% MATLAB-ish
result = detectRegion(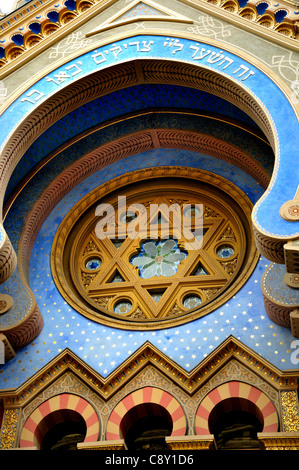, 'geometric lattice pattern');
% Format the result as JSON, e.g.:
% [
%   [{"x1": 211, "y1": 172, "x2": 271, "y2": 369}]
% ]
[
  {"x1": 106, "y1": 387, "x2": 187, "y2": 440},
  {"x1": 195, "y1": 381, "x2": 279, "y2": 435}
]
